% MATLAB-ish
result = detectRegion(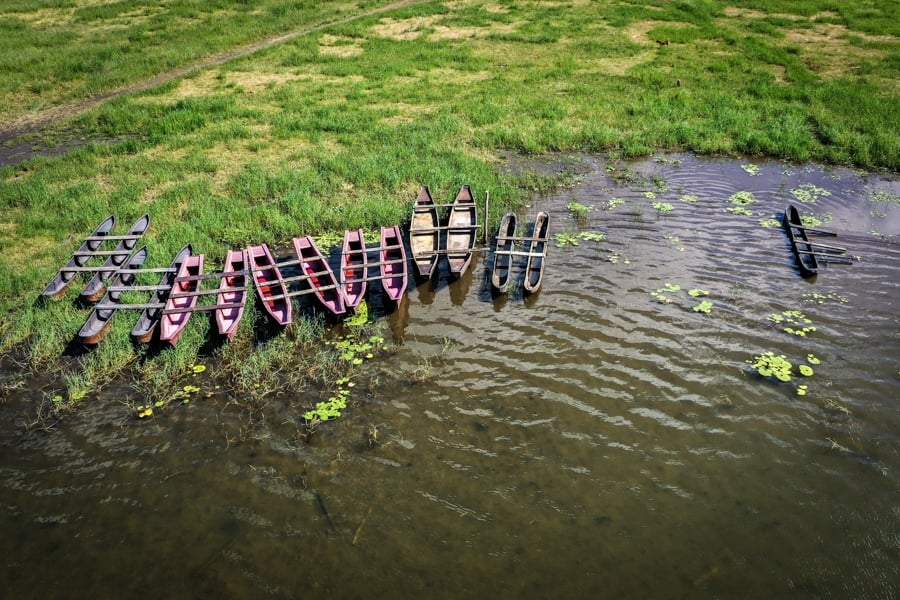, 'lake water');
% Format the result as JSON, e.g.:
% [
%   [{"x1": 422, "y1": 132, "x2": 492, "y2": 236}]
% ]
[{"x1": 1, "y1": 154, "x2": 898, "y2": 598}]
